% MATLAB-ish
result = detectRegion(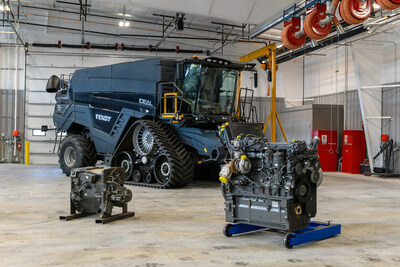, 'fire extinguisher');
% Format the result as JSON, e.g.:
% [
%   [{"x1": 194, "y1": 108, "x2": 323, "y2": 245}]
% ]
[{"x1": 12, "y1": 130, "x2": 21, "y2": 156}]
